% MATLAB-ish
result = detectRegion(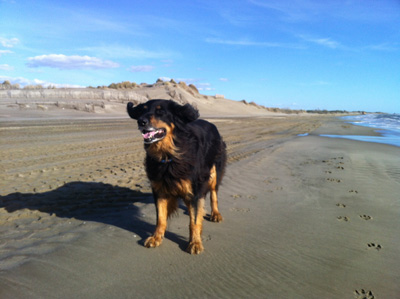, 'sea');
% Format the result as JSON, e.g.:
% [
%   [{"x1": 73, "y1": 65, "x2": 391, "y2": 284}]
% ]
[{"x1": 322, "y1": 114, "x2": 400, "y2": 147}]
